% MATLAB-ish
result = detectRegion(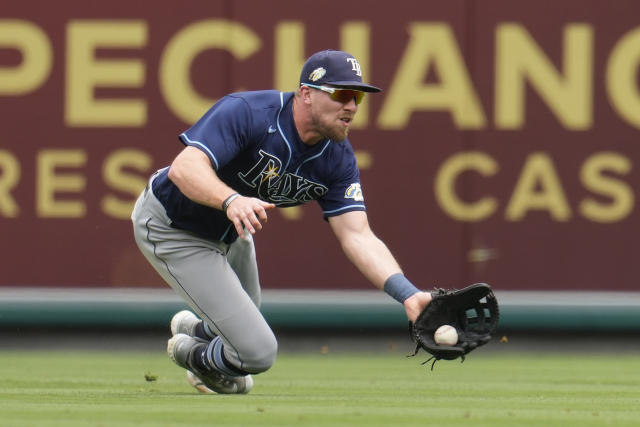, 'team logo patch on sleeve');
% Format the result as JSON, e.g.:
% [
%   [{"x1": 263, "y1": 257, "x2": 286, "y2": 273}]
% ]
[{"x1": 345, "y1": 183, "x2": 364, "y2": 201}]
